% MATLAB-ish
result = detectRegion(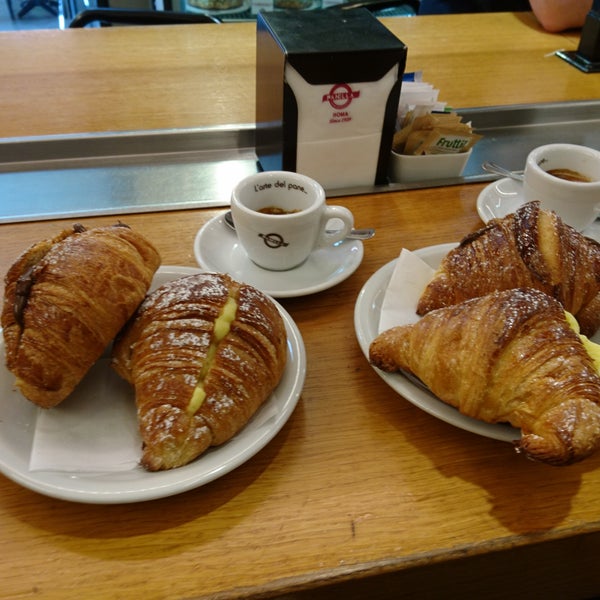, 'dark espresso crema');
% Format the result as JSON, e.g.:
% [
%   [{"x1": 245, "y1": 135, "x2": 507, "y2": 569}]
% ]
[
  {"x1": 547, "y1": 168, "x2": 593, "y2": 183},
  {"x1": 257, "y1": 206, "x2": 301, "y2": 215}
]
